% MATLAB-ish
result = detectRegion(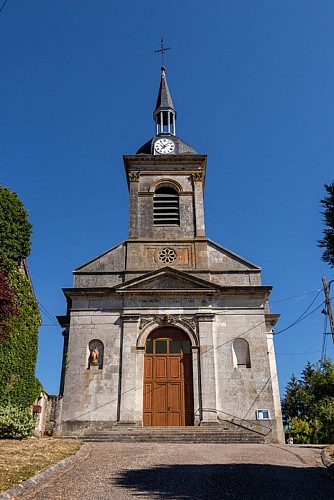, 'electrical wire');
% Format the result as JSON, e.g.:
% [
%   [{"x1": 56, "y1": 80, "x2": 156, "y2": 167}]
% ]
[
  {"x1": 274, "y1": 289, "x2": 323, "y2": 336},
  {"x1": 275, "y1": 302, "x2": 324, "y2": 335},
  {"x1": 38, "y1": 302, "x2": 58, "y2": 326},
  {"x1": 203, "y1": 298, "x2": 322, "y2": 356},
  {"x1": 270, "y1": 288, "x2": 322, "y2": 304},
  {"x1": 277, "y1": 347, "x2": 334, "y2": 356},
  {"x1": 0, "y1": 0, "x2": 9, "y2": 14}
]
